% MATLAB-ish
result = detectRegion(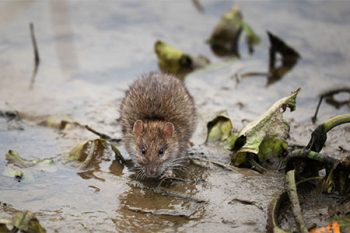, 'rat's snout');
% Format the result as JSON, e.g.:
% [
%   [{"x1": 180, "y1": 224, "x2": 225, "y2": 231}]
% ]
[{"x1": 145, "y1": 166, "x2": 159, "y2": 177}]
